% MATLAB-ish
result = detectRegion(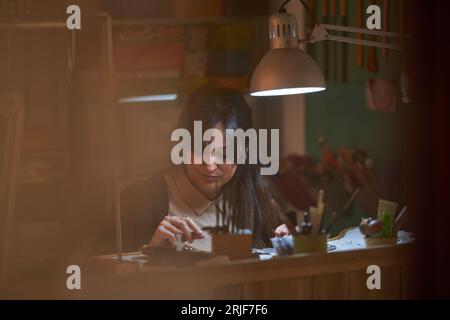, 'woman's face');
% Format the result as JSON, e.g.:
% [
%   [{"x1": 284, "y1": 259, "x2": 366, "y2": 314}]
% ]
[{"x1": 184, "y1": 122, "x2": 237, "y2": 200}]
